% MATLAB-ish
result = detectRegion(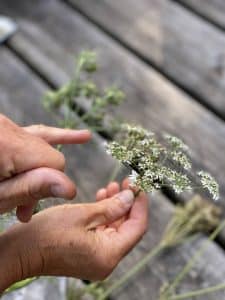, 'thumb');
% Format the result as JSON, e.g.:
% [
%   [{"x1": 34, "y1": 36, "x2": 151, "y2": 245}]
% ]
[
  {"x1": 0, "y1": 167, "x2": 76, "y2": 222},
  {"x1": 87, "y1": 190, "x2": 134, "y2": 229}
]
